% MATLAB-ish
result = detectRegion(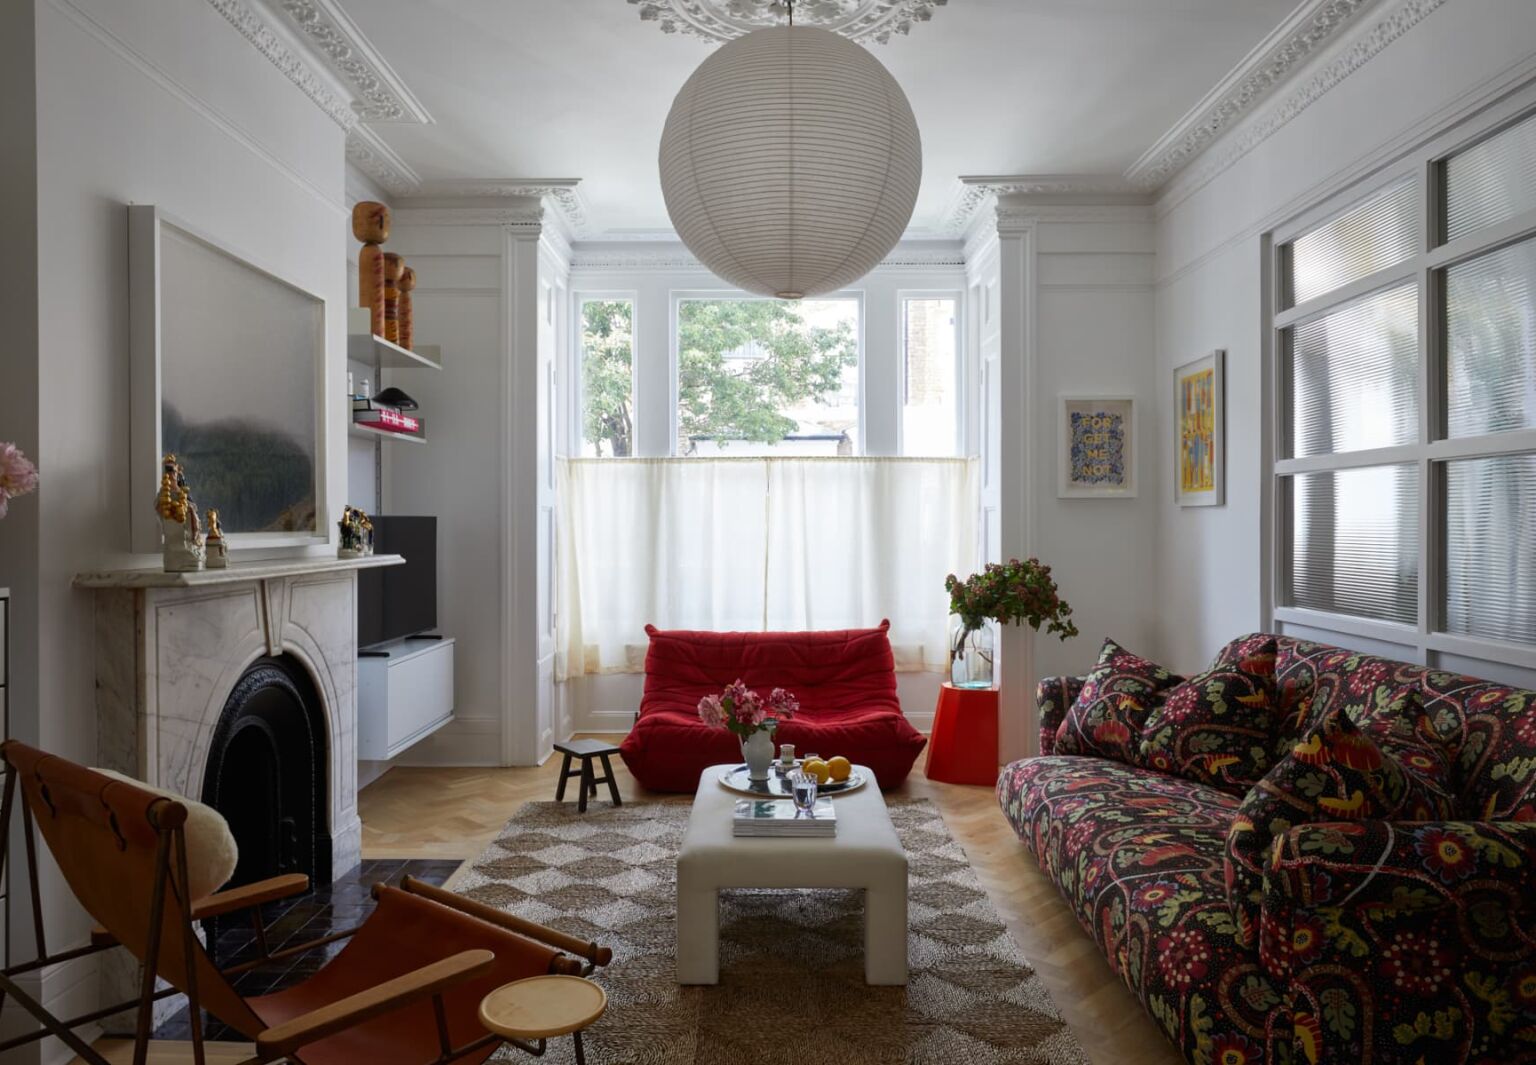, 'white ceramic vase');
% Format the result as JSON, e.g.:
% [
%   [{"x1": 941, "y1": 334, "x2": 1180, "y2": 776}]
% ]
[{"x1": 740, "y1": 729, "x2": 775, "y2": 781}]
